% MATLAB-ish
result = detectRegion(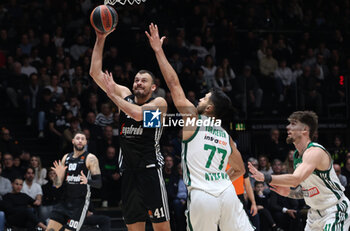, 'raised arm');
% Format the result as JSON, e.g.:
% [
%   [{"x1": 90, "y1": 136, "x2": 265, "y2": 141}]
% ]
[
  {"x1": 226, "y1": 137, "x2": 245, "y2": 182},
  {"x1": 145, "y1": 23, "x2": 197, "y2": 117},
  {"x1": 89, "y1": 30, "x2": 131, "y2": 98}
]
